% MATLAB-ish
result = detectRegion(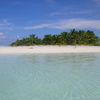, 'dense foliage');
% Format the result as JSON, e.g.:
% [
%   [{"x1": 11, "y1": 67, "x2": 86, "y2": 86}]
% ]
[{"x1": 11, "y1": 29, "x2": 100, "y2": 46}]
